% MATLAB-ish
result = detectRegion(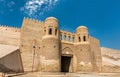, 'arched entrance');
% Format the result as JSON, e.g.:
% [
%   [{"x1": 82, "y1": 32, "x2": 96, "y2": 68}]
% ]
[
  {"x1": 61, "y1": 54, "x2": 73, "y2": 72},
  {"x1": 61, "y1": 47, "x2": 73, "y2": 72}
]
